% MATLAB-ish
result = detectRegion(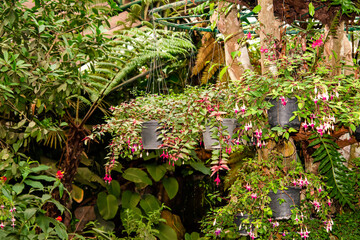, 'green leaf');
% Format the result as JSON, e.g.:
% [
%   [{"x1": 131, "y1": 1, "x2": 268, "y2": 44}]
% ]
[
  {"x1": 123, "y1": 168, "x2": 152, "y2": 185},
  {"x1": 97, "y1": 192, "x2": 119, "y2": 220},
  {"x1": 24, "y1": 208, "x2": 37, "y2": 220},
  {"x1": 350, "y1": 124, "x2": 356, "y2": 132},
  {"x1": 162, "y1": 177, "x2": 178, "y2": 200},
  {"x1": 146, "y1": 164, "x2": 166, "y2": 182},
  {"x1": 121, "y1": 190, "x2": 140, "y2": 209},
  {"x1": 13, "y1": 183, "x2": 25, "y2": 194},
  {"x1": 155, "y1": 223, "x2": 177, "y2": 240},
  {"x1": 108, "y1": 180, "x2": 121, "y2": 198},
  {"x1": 30, "y1": 165, "x2": 50, "y2": 173},
  {"x1": 252, "y1": 5, "x2": 262, "y2": 13},
  {"x1": 190, "y1": 162, "x2": 210, "y2": 175},
  {"x1": 309, "y1": 2, "x2": 315, "y2": 16},
  {"x1": 139, "y1": 194, "x2": 160, "y2": 215},
  {"x1": 24, "y1": 179, "x2": 44, "y2": 189}
]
